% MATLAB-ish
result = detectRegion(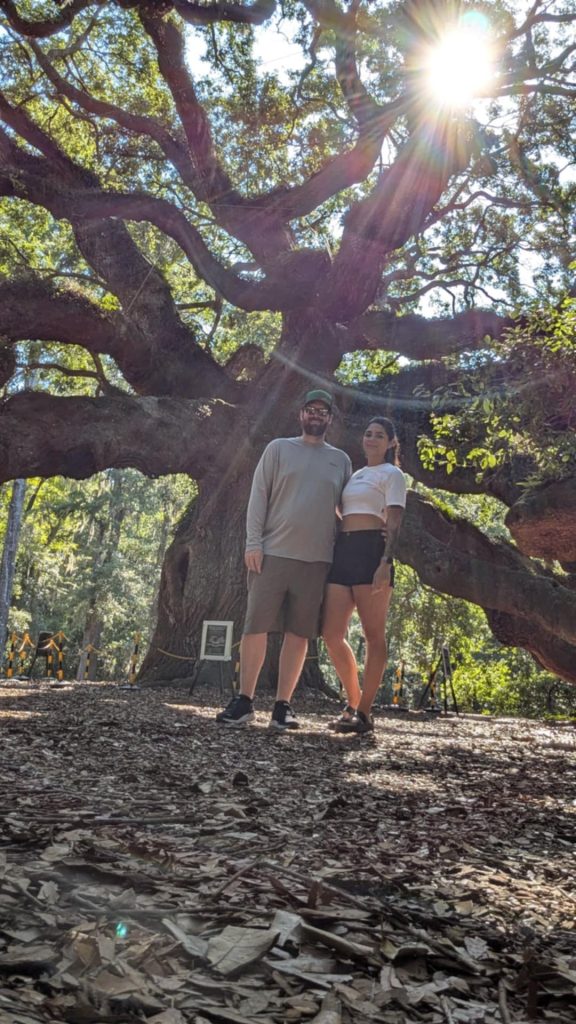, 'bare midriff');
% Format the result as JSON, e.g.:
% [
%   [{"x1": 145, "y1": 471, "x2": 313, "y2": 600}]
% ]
[{"x1": 340, "y1": 513, "x2": 384, "y2": 532}]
